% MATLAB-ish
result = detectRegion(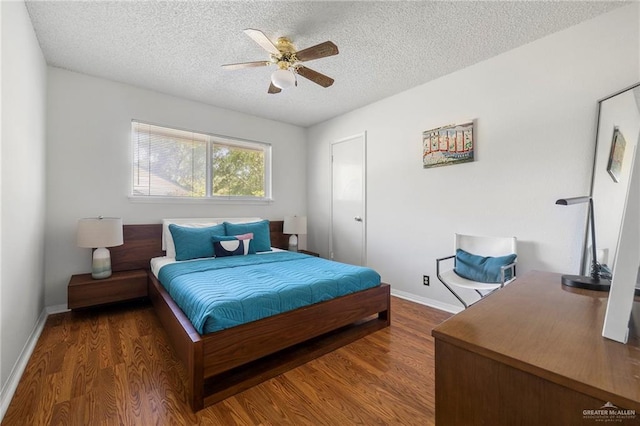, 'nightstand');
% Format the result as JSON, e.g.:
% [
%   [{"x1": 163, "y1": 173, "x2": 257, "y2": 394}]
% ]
[
  {"x1": 68, "y1": 269, "x2": 148, "y2": 309},
  {"x1": 298, "y1": 249, "x2": 320, "y2": 257}
]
